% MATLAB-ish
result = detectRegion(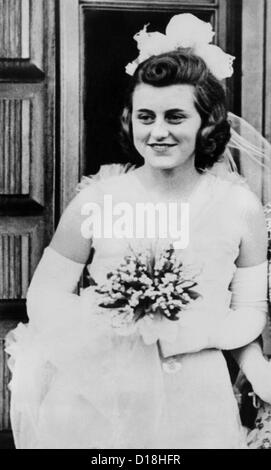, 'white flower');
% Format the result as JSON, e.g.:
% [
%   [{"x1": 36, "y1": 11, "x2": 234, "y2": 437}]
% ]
[
  {"x1": 163, "y1": 273, "x2": 177, "y2": 283},
  {"x1": 139, "y1": 274, "x2": 152, "y2": 285},
  {"x1": 145, "y1": 287, "x2": 158, "y2": 298},
  {"x1": 125, "y1": 13, "x2": 235, "y2": 80},
  {"x1": 120, "y1": 273, "x2": 133, "y2": 282},
  {"x1": 128, "y1": 291, "x2": 141, "y2": 307},
  {"x1": 134, "y1": 26, "x2": 174, "y2": 58},
  {"x1": 162, "y1": 285, "x2": 174, "y2": 295},
  {"x1": 165, "y1": 13, "x2": 214, "y2": 48},
  {"x1": 195, "y1": 44, "x2": 235, "y2": 80}
]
